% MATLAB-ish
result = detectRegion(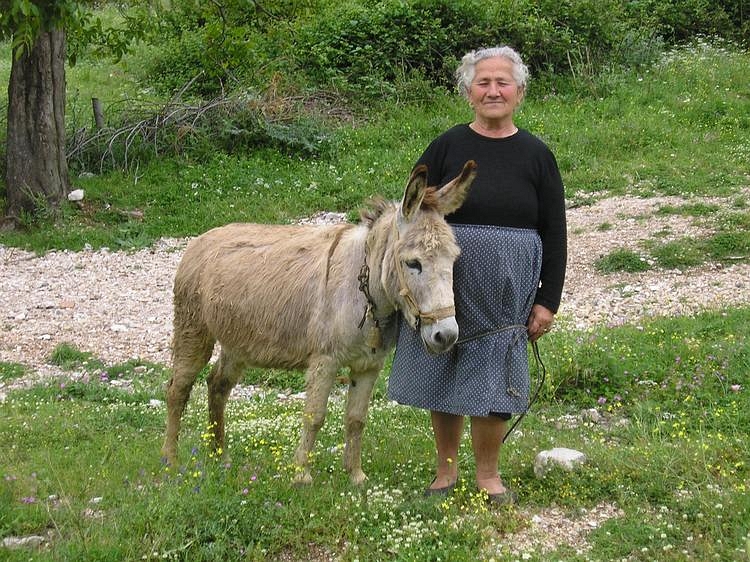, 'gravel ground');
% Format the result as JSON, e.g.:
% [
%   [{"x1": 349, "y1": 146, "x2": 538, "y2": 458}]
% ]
[{"x1": 2, "y1": 191, "x2": 748, "y2": 374}]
